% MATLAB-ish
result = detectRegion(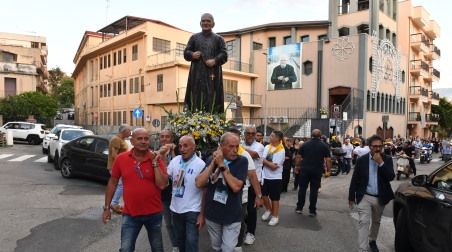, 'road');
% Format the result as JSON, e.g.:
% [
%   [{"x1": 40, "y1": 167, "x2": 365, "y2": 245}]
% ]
[{"x1": 0, "y1": 144, "x2": 443, "y2": 252}]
